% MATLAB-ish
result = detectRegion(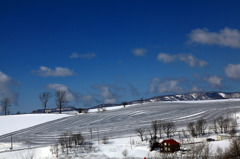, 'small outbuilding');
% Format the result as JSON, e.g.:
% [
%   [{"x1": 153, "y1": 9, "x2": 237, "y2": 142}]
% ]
[
  {"x1": 159, "y1": 139, "x2": 180, "y2": 153},
  {"x1": 217, "y1": 134, "x2": 231, "y2": 141}
]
